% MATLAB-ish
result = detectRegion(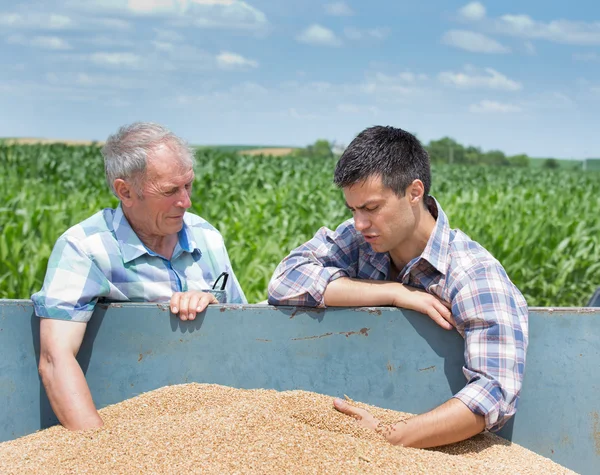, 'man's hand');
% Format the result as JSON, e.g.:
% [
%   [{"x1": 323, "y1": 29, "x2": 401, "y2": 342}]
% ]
[
  {"x1": 392, "y1": 285, "x2": 454, "y2": 330},
  {"x1": 334, "y1": 396, "x2": 485, "y2": 448},
  {"x1": 333, "y1": 398, "x2": 380, "y2": 430},
  {"x1": 323, "y1": 278, "x2": 454, "y2": 330},
  {"x1": 170, "y1": 291, "x2": 218, "y2": 321}
]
